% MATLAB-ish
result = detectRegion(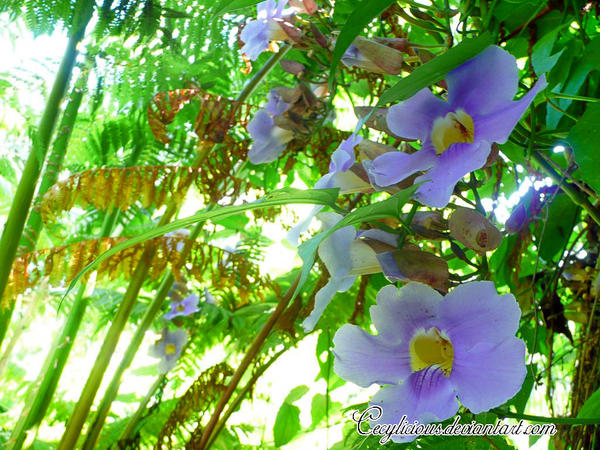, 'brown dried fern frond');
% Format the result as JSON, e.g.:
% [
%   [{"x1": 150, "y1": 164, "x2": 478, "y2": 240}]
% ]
[
  {"x1": 147, "y1": 89, "x2": 257, "y2": 145},
  {"x1": 2, "y1": 236, "x2": 271, "y2": 308},
  {"x1": 40, "y1": 165, "x2": 201, "y2": 223},
  {"x1": 156, "y1": 363, "x2": 233, "y2": 450}
]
